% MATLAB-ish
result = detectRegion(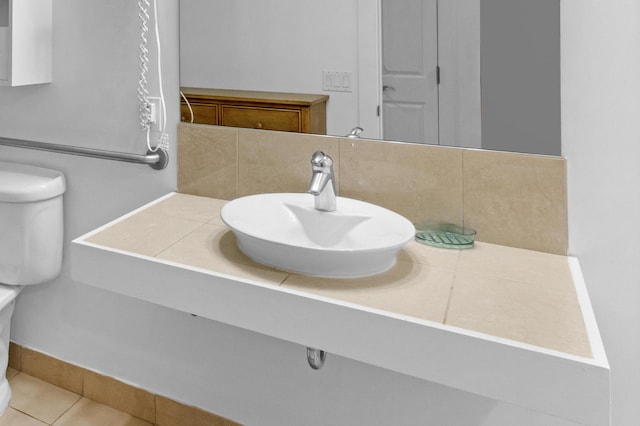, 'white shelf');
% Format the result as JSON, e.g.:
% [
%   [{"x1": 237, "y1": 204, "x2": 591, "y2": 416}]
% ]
[{"x1": 71, "y1": 193, "x2": 611, "y2": 426}]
